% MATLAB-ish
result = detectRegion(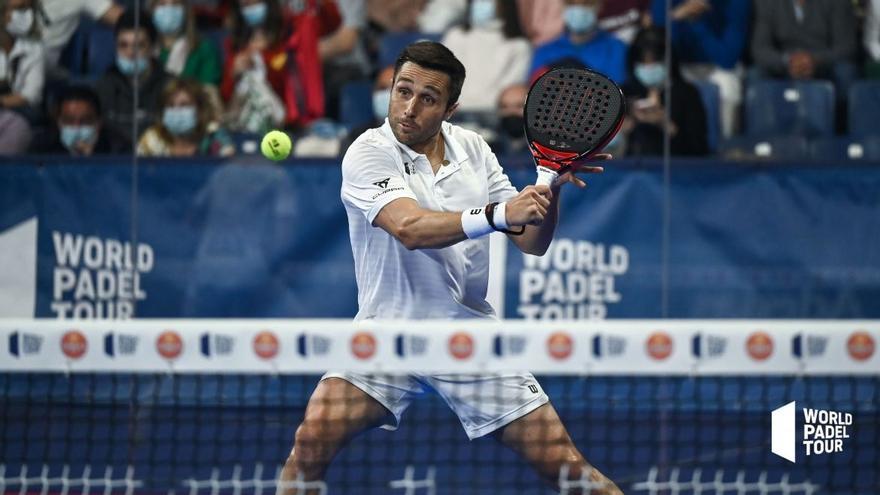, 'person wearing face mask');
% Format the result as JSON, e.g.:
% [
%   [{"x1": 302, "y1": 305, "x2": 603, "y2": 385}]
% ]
[
  {"x1": 340, "y1": 64, "x2": 394, "y2": 153},
  {"x1": 528, "y1": 0, "x2": 628, "y2": 84},
  {"x1": 94, "y1": 10, "x2": 171, "y2": 143},
  {"x1": 440, "y1": 0, "x2": 531, "y2": 113},
  {"x1": 30, "y1": 85, "x2": 131, "y2": 155},
  {"x1": 137, "y1": 78, "x2": 234, "y2": 157},
  {"x1": 0, "y1": 0, "x2": 44, "y2": 153},
  {"x1": 221, "y1": 0, "x2": 324, "y2": 131},
  {"x1": 620, "y1": 26, "x2": 708, "y2": 157},
  {"x1": 151, "y1": 0, "x2": 222, "y2": 86}
]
